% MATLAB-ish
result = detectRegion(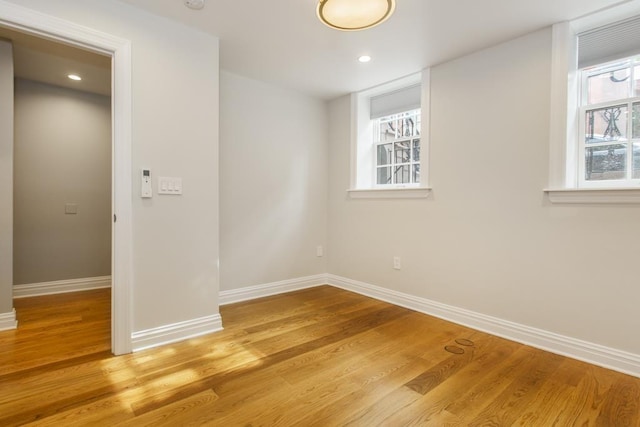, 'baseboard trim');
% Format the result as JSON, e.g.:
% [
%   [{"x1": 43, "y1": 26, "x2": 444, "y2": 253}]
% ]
[
  {"x1": 0, "y1": 309, "x2": 17, "y2": 331},
  {"x1": 132, "y1": 314, "x2": 223, "y2": 352},
  {"x1": 13, "y1": 276, "x2": 112, "y2": 298},
  {"x1": 219, "y1": 274, "x2": 328, "y2": 305},
  {"x1": 326, "y1": 274, "x2": 640, "y2": 378}
]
